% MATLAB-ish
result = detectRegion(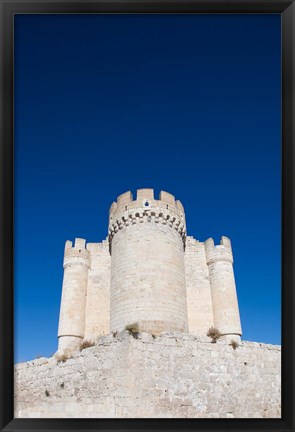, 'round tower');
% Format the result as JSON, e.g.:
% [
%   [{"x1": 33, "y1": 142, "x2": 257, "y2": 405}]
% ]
[
  {"x1": 109, "y1": 188, "x2": 188, "y2": 335},
  {"x1": 205, "y1": 236, "x2": 242, "y2": 343},
  {"x1": 57, "y1": 238, "x2": 90, "y2": 352}
]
